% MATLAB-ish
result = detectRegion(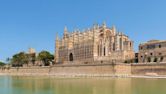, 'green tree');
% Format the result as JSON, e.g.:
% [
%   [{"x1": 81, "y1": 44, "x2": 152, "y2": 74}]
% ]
[
  {"x1": 0, "y1": 61, "x2": 5, "y2": 66},
  {"x1": 37, "y1": 51, "x2": 54, "y2": 66},
  {"x1": 10, "y1": 52, "x2": 29, "y2": 67}
]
